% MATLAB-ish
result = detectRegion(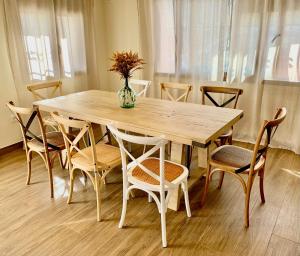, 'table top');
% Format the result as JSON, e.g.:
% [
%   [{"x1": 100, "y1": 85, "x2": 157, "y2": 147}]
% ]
[{"x1": 34, "y1": 90, "x2": 243, "y2": 147}]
